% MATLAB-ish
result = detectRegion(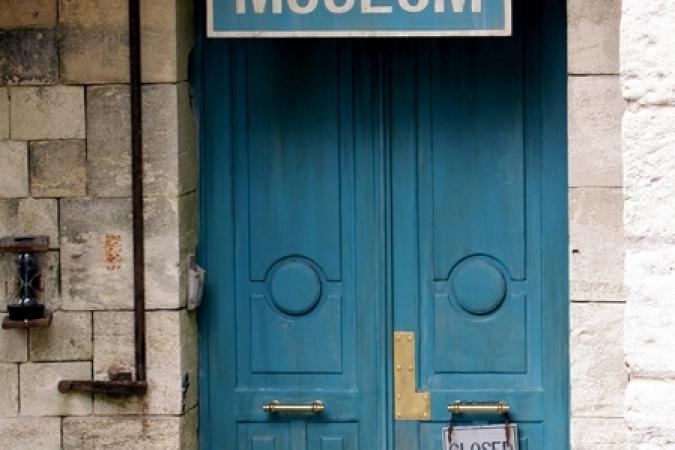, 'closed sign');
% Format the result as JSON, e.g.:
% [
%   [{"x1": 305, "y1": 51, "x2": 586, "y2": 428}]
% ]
[
  {"x1": 208, "y1": 0, "x2": 511, "y2": 37},
  {"x1": 443, "y1": 425, "x2": 519, "y2": 450}
]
